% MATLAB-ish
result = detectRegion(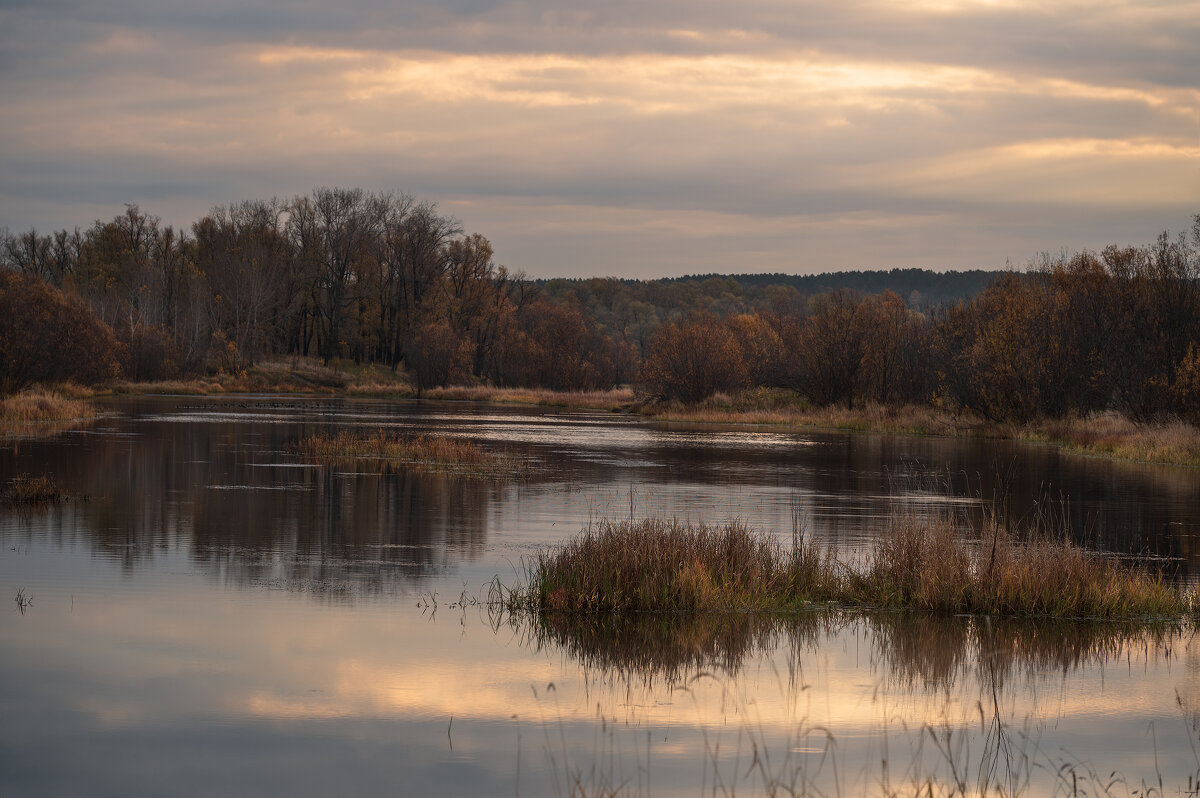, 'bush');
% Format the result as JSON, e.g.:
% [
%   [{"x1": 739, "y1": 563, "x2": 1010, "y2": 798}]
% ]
[{"x1": 0, "y1": 270, "x2": 121, "y2": 390}]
